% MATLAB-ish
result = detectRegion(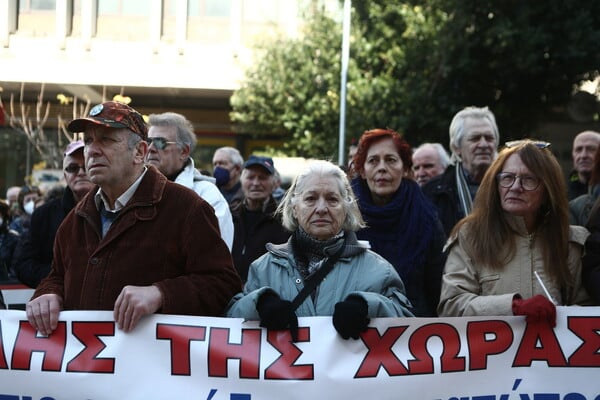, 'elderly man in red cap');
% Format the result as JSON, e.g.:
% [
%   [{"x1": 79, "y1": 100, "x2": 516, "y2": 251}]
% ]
[
  {"x1": 26, "y1": 101, "x2": 242, "y2": 335},
  {"x1": 12, "y1": 140, "x2": 94, "y2": 288}
]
